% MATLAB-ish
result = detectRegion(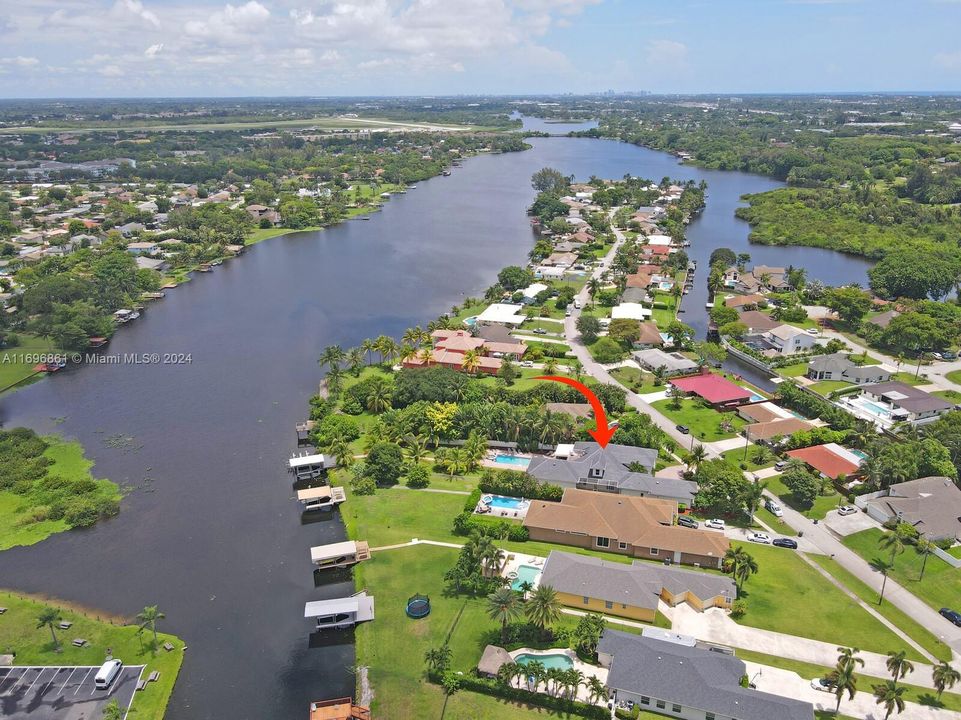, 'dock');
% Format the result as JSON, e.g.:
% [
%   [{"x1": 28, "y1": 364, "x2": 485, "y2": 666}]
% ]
[
  {"x1": 309, "y1": 697, "x2": 370, "y2": 720},
  {"x1": 304, "y1": 591, "x2": 375, "y2": 630},
  {"x1": 288, "y1": 452, "x2": 336, "y2": 481},
  {"x1": 310, "y1": 540, "x2": 370, "y2": 570},
  {"x1": 297, "y1": 485, "x2": 346, "y2": 511},
  {"x1": 296, "y1": 420, "x2": 316, "y2": 445}
]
